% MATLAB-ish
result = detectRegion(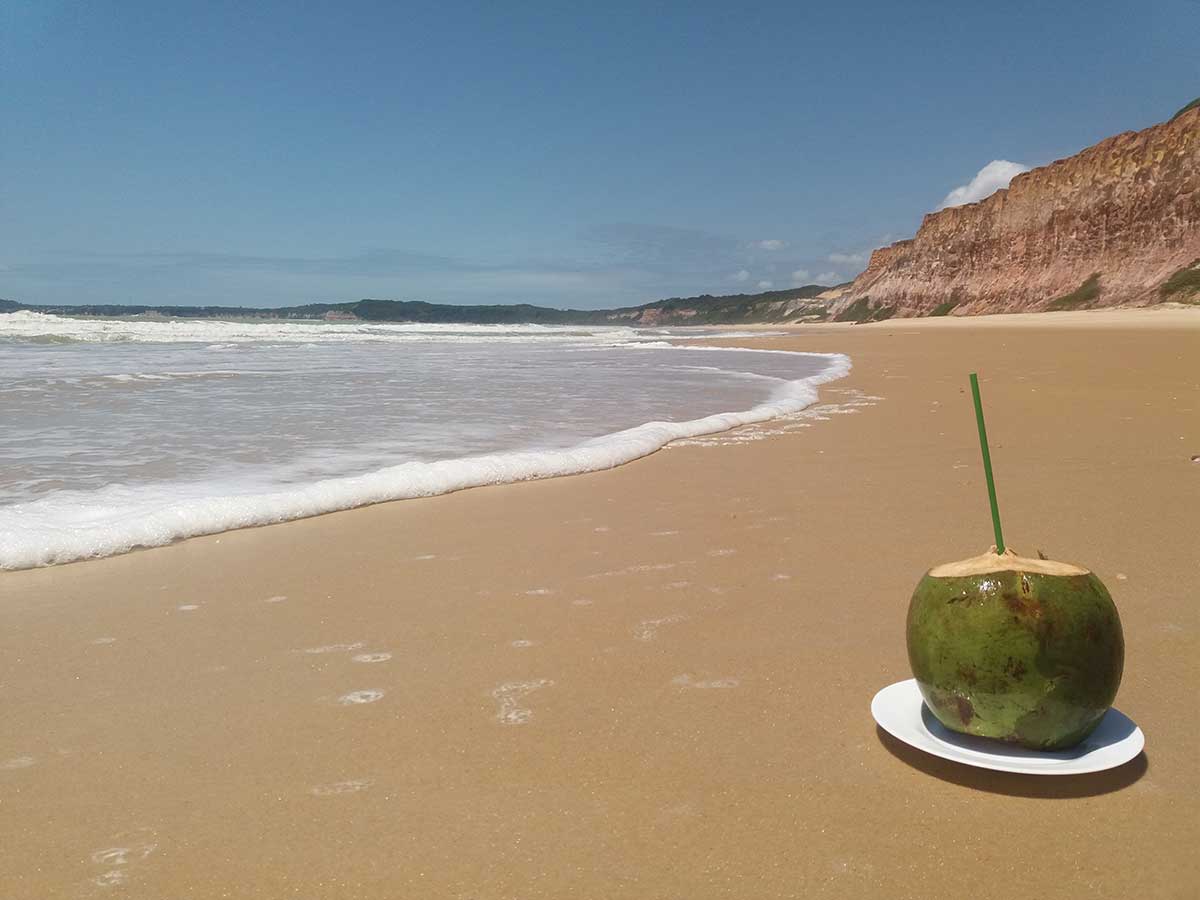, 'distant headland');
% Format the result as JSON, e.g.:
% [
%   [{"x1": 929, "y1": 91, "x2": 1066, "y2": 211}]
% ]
[{"x1": 0, "y1": 285, "x2": 844, "y2": 328}]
